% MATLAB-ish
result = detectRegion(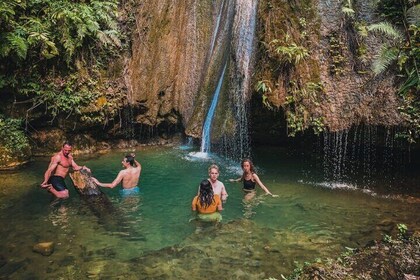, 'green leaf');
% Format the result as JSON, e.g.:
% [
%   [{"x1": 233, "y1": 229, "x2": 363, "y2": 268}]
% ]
[
  {"x1": 368, "y1": 22, "x2": 403, "y2": 41},
  {"x1": 372, "y1": 46, "x2": 399, "y2": 75}
]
